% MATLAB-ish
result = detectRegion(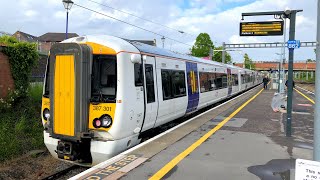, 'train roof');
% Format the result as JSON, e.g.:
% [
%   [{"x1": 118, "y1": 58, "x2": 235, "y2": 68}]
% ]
[{"x1": 63, "y1": 35, "x2": 254, "y2": 72}]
